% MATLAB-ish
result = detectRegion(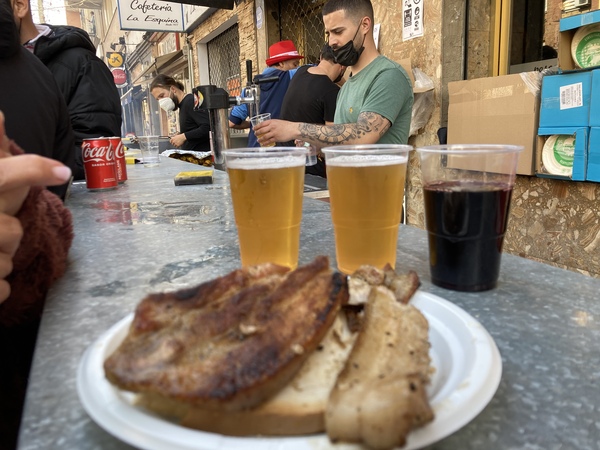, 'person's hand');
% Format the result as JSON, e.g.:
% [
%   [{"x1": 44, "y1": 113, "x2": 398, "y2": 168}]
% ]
[
  {"x1": 0, "y1": 213, "x2": 22, "y2": 302},
  {"x1": 170, "y1": 133, "x2": 187, "y2": 148},
  {"x1": 253, "y1": 119, "x2": 299, "y2": 146},
  {"x1": 0, "y1": 110, "x2": 72, "y2": 303},
  {"x1": 0, "y1": 111, "x2": 72, "y2": 216}
]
